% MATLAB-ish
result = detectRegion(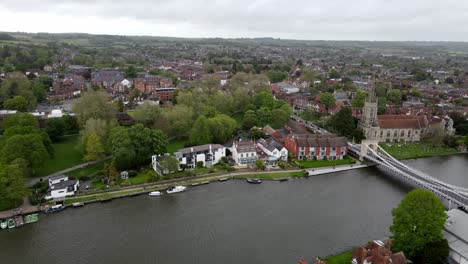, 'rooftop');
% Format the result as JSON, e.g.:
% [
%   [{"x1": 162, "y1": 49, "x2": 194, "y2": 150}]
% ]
[{"x1": 445, "y1": 209, "x2": 468, "y2": 262}]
